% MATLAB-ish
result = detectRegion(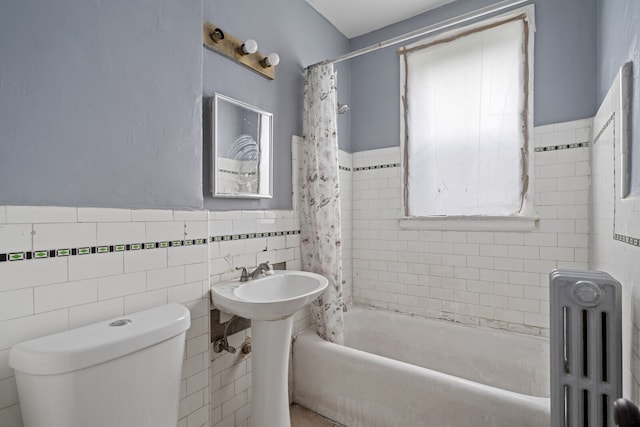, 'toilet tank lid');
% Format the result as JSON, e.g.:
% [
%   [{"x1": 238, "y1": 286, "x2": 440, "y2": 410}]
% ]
[{"x1": 9, "y1": 304, "x2": 191, "y2": 375}]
